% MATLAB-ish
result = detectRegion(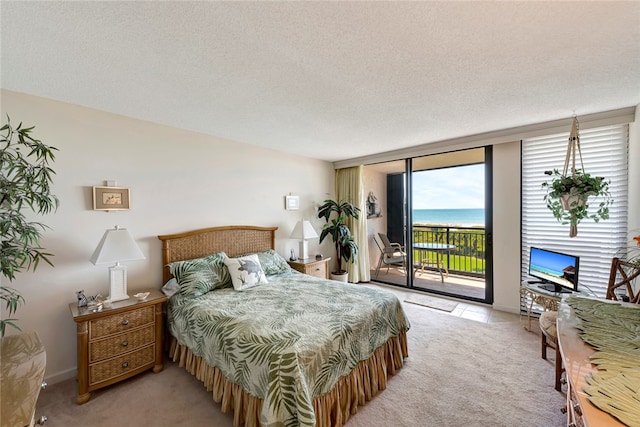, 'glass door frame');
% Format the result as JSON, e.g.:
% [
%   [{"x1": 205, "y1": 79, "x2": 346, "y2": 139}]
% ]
[{"x1": 370, "y1": 147, "x2": 493, "y2": 305}]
